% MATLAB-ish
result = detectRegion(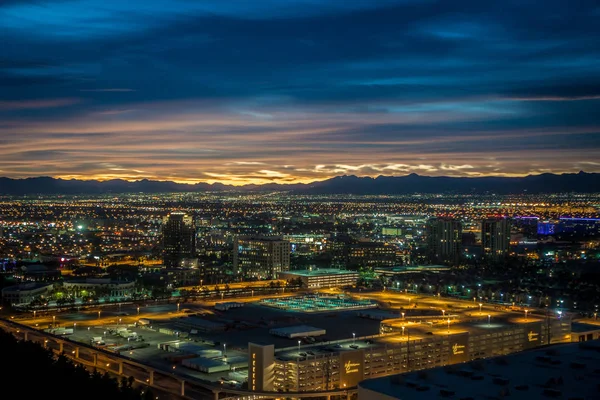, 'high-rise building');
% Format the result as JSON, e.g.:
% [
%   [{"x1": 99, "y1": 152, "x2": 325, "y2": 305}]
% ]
[
  {"x1": 481, "y1": 217, "x2": 511, "y2": 258},
  {"x1": 426, "y1": 217, "x2": 462, "y2": 262},
  {"x1": 162, "y1": 212, "x2": 195, "y2": 267},
  {"x1": 233, "y1": 236, "x2": 290, "y2": 279}
]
